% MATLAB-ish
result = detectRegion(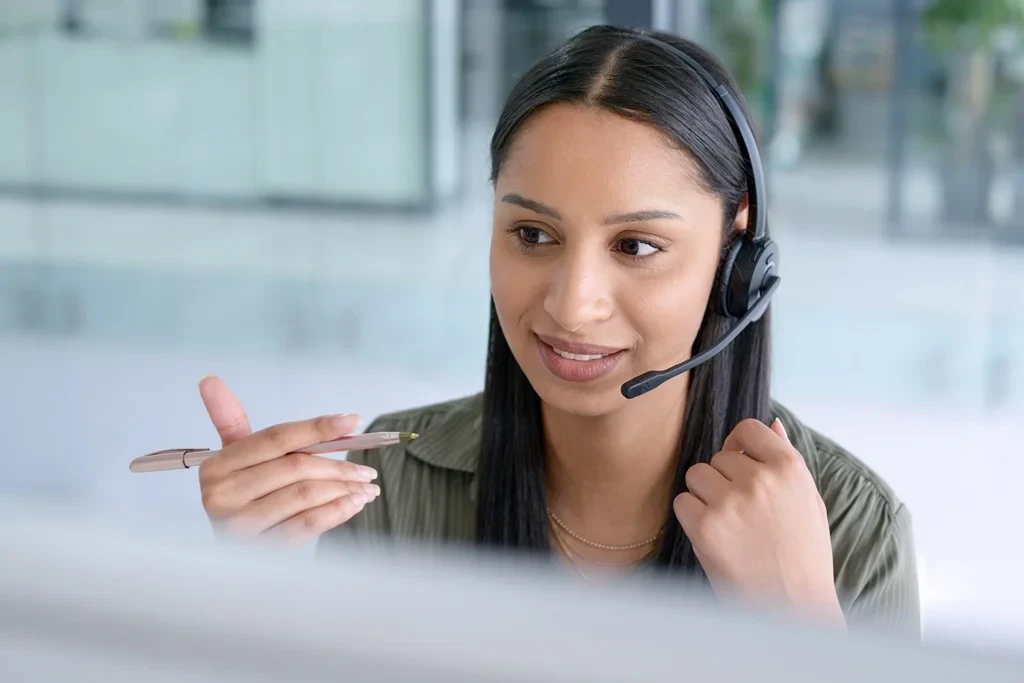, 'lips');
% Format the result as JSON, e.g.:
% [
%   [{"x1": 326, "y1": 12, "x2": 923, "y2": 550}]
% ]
[{"x1": 535, "y1": 334, "x2": 625, "y2": 383}]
